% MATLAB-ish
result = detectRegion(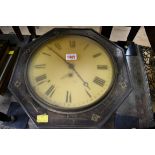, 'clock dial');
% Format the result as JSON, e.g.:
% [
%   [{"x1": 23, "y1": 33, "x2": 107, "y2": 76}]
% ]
[{"x1": 26, "y1": 35, "x2": 115, "y2": 110}]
